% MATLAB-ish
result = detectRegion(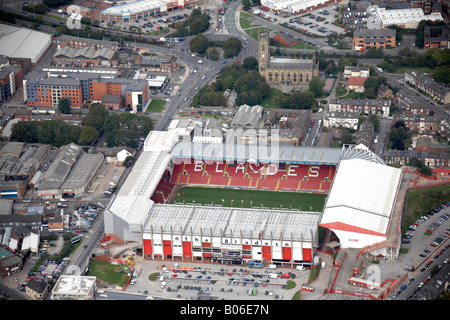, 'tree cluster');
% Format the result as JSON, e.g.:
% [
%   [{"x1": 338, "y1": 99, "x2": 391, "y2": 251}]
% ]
[
  {"x1": 190, "y1": 34, "x2": 242, "y2": 59},
  {"x1": 408, "y1": 158, "x2": 433, "y2": 176},
  {"x1": 363, "y1": 76, "x2": 388, "y2": 99},
  {"x1": 170, "y1": 8, "x2": 210, "y2": 37},
  {"x1": 11, "y1": 104, "x2": 154, "y2": 148},
  {"x1": 388, "y1": 120, "x2": 412, "y2": 151},
  {"x1": 192, "y1": 59, "x2": 268, "y2": 107},
  {"x1": 273, "y1": 91, "x2": 317, "y2": 110},
  {"x1": 379, "y1": 47, "x2": 450, "y2": 78}
]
